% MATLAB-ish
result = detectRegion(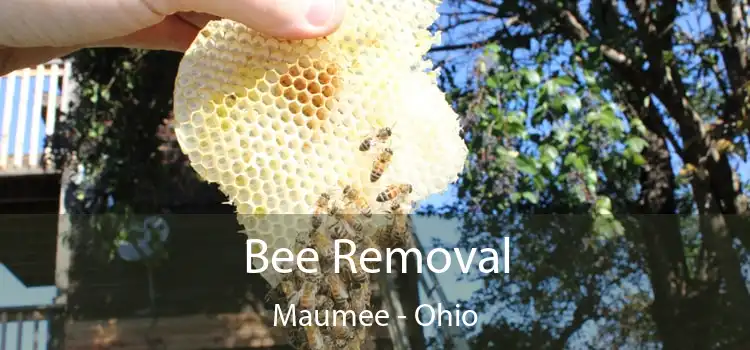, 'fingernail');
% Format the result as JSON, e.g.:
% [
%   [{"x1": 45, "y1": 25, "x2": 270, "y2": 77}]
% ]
[{"x1": 306, "y1": 0, "x2": 336, "y2": 27}]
